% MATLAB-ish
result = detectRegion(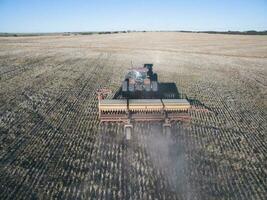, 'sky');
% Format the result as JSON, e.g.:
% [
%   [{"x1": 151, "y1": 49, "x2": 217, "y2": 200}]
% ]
[{"x1": 0, "y1": 0, "x2": 266, "y2": 33}]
